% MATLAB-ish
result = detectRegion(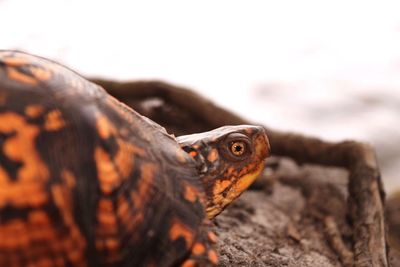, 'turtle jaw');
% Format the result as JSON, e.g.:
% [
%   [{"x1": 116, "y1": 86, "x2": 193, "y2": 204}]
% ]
[
  {"x1": 205, "y1": 160, "x2": 265, "y2": 219},
  {"x1": 205, "y1": 129, "x2": 270, "y2": 219}
]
